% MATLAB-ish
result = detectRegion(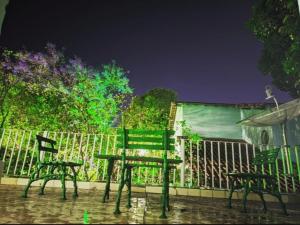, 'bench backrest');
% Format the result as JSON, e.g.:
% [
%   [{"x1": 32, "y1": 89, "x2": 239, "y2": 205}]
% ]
[
  {"x1": 116, "y1": 128, "x2": 176, "y2": 164},
  {"x1": 117, "y1": 128, "x2": 175, "y2": 152},
  {"x1": 252, "y1": 148, "x2": 280, "y2": 175},
  {"x1": 36, "y1": 135, "x2": 58, "y2": 163}
]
